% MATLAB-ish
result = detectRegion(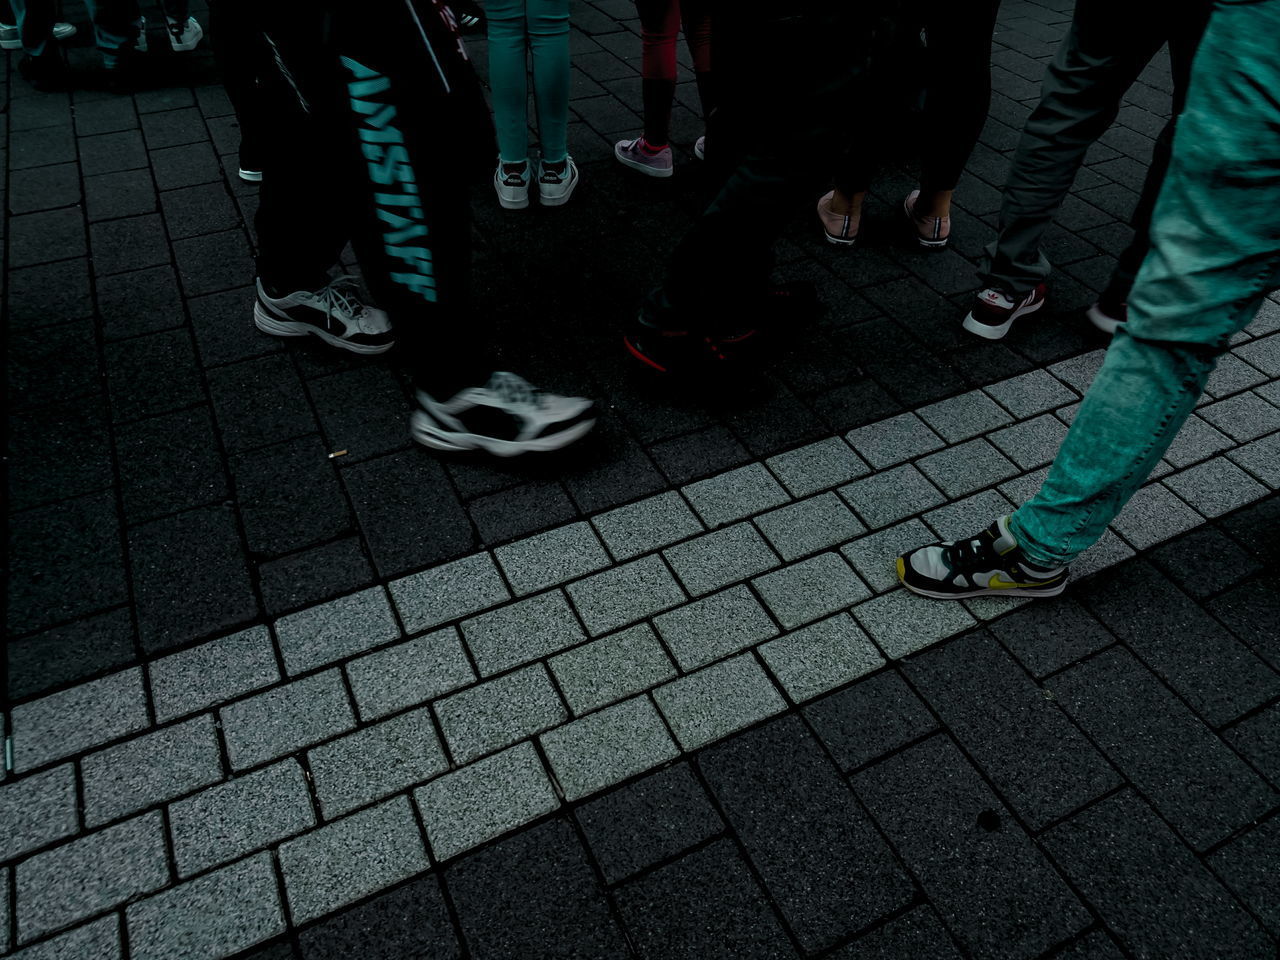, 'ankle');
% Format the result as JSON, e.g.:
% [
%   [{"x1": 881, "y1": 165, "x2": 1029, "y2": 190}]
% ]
[
  {"x1": 828, "y1": 190, "x2": 864, "y2": 217},
  {"x1": 500, "y1": 160, "x2": 528, "y2": 176},
  {"x1": 914, "y1": 189, "x2": 953, "y2": 220}
]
